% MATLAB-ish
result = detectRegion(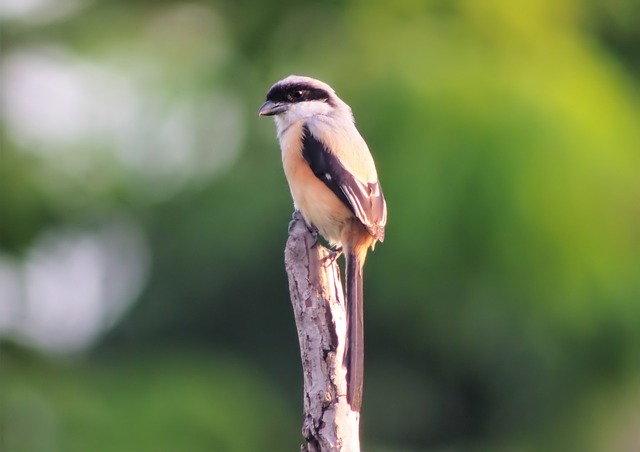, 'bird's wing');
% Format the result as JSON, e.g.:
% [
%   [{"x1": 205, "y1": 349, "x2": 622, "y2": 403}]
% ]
[{"x1": 301, "y1": 125, "x2": 386, "y2": 241}]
